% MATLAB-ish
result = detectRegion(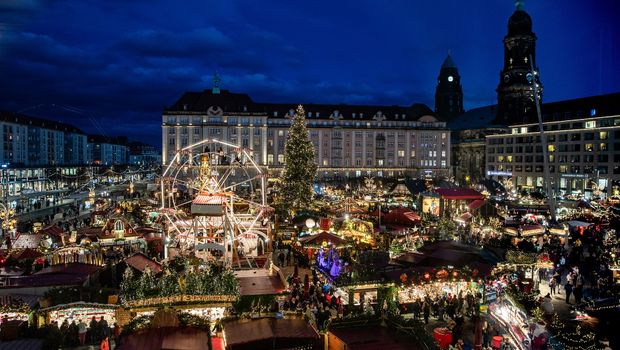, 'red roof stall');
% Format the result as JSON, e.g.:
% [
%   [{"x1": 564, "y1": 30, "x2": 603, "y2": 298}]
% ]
[{"x1": 433, "y1": 188, "x2": 484, "y2": 217}]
